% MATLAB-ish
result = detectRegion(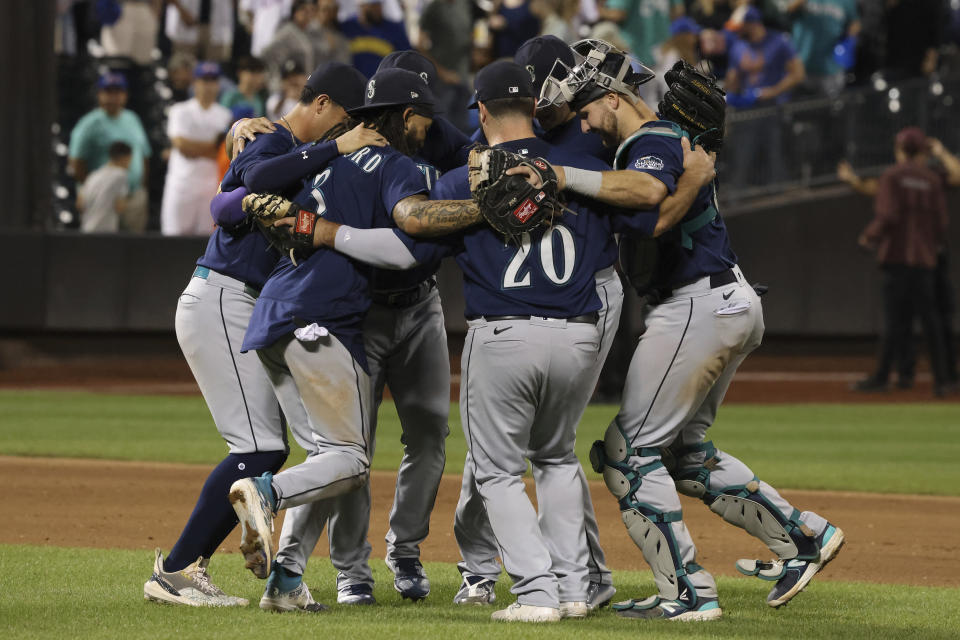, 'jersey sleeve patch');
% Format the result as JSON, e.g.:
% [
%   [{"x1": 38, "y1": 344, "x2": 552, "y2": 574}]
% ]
[{"x1": 635, "y1": 155, "x2": 665, "y2": 171}]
